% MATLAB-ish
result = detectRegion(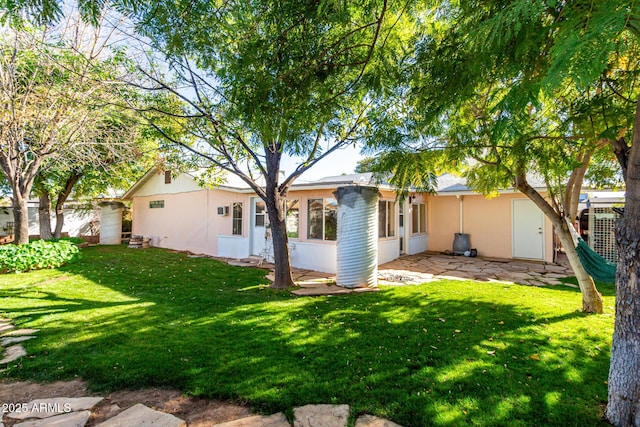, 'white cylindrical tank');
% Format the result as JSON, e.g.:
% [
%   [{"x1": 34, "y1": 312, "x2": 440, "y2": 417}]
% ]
[
  {"x1": 99, "y1": 202, "x2": 124, "y2": 245},
  {"x1": 334, "y1": 186, "x2": 379, "y2": 288}
]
